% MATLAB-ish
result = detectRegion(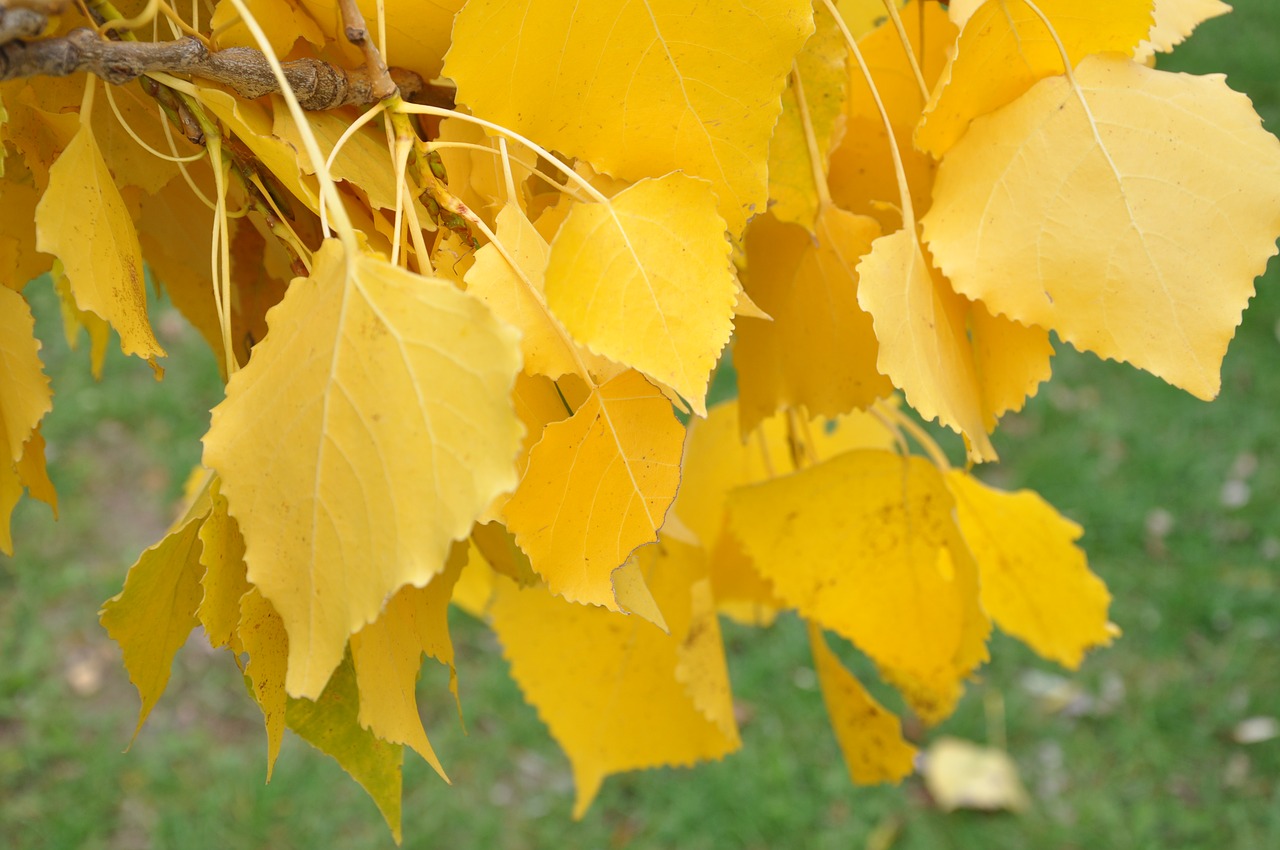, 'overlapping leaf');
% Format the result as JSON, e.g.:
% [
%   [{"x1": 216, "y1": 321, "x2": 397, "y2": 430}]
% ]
[
  {"x1": 203, "y1": 240, "x2": 523, "y2": 698},
  {"x1": 543, "y1": 174, "x2": 737, "y2": 415},
  {"x1": 924, "y1": 56, "x2": 1280, "y2": 400},
  {"x1": 504, "y1": 370, "x2": 683, "y2": 612},
  {"x1": 445, "y1": 0, "x2": 813, "y2": 233},
  {"x1": 35, "y1": 120, "x2": 166, "y2": 368},
  {"x1": 489, "y1": 539, "x2": 739, "y2": 817},
  {"x1": 728, "y1": 450, "x2": 989, "y2": 721},
  {"x1": 916, "y1": 0, "x2": 1155, "y2": 156}
]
